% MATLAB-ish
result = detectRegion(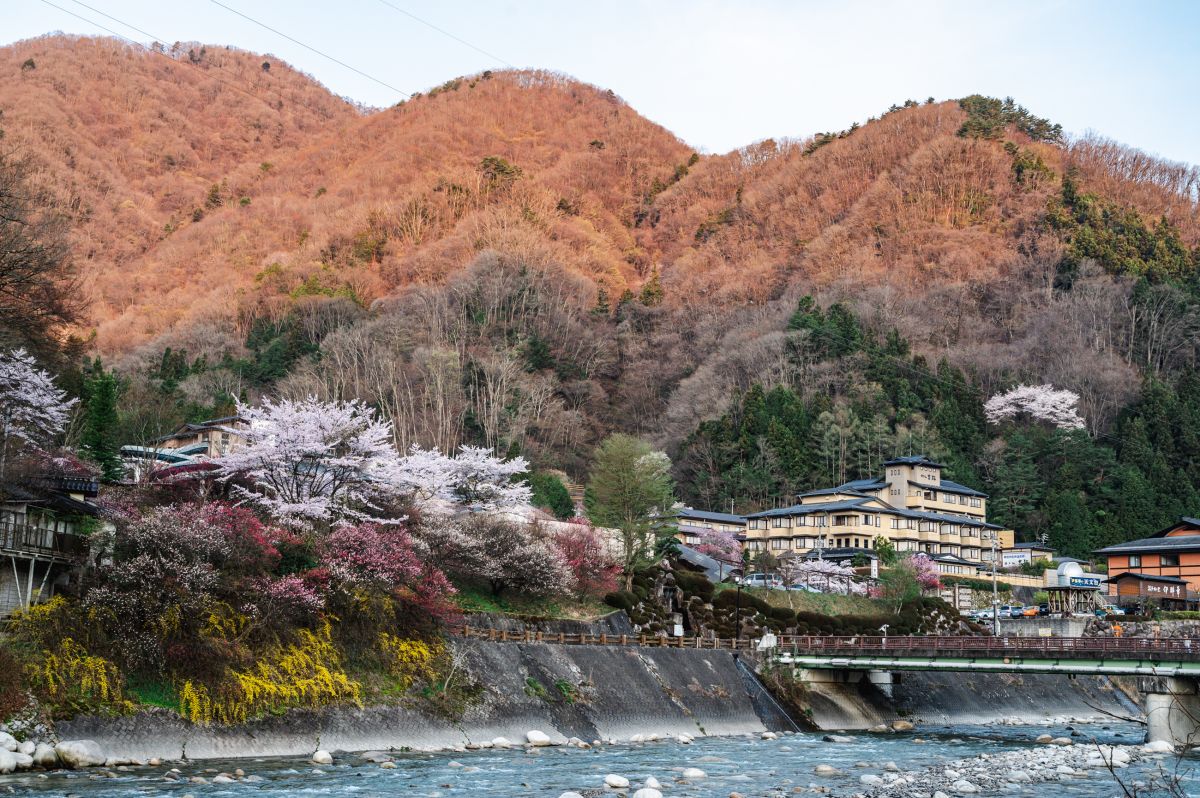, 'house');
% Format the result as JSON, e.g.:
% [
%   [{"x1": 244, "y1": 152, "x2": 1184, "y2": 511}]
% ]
[
  {"x1": 120, "y1": 415, "x2": 247, "y2": 480},
  {"x1": 1095, "y1": 517, "x2": 1200, "y2": 595},
  {"x1": 670, "y1": 507, "x2": 746, "y2": 547},
  {"x1": 0, "y1": 476, "x2": 99, "y2": 615},
  {"x1": 742, "y1": 456, "x2": 1015, "y2": 568},
  {"x1": 1105, "y1": 572, "x2": 1193, "y2": 609},
  {"x1": 1001, "y1": 541, "x2": 1057, "y2": 568}
]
